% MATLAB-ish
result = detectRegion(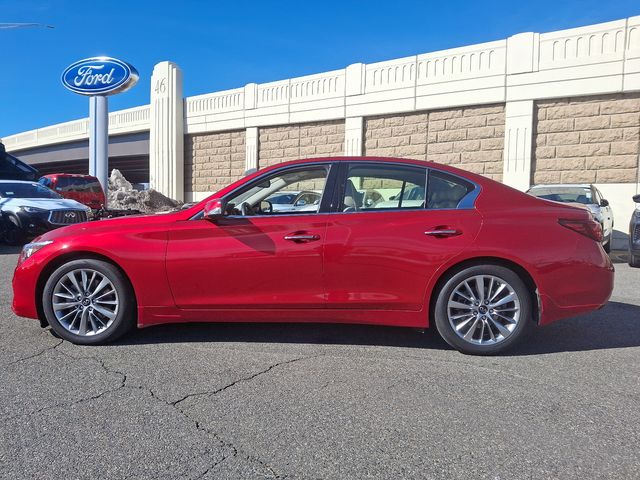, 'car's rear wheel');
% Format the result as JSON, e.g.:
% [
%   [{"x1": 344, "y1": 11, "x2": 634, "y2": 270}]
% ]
[
  {"x1": 630, "y1": 254, "x2": 640, "y2": 268},
  {"x1": 42, "y1": 259, "x2": 135, "y2": 345},
  {"x1": 433, "y1": 264, "x2": 533, "y2": 355}
]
